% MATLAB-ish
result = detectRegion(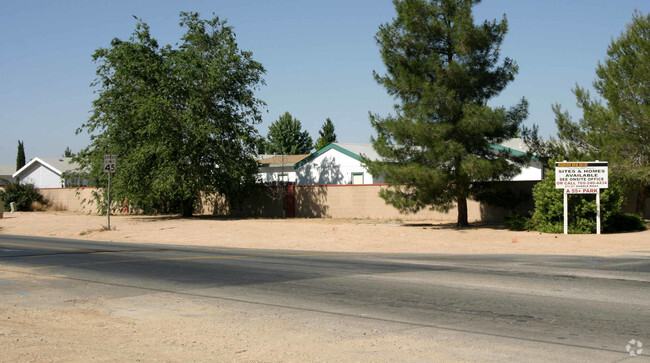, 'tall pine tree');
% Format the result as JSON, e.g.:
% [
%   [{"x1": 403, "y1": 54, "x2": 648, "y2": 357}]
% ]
[
  {"x1": 364, "y1": 0, "x2": 528, "y2": 226},
  {"x1": 554, "y1": 11, "x2": 649, "y2": 217},
  {"x1": 16, "y1": 140, "x2": 26, "y2": 171},
  {"x1": 314, "y1": 118, "x2": 337, "y2": 150}
]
